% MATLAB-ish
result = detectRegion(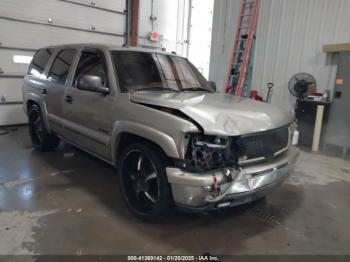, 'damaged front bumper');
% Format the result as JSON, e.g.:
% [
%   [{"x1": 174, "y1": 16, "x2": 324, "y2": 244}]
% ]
[{"x1": 166, "y1": 146, "x2": 300, "y2": 212}]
